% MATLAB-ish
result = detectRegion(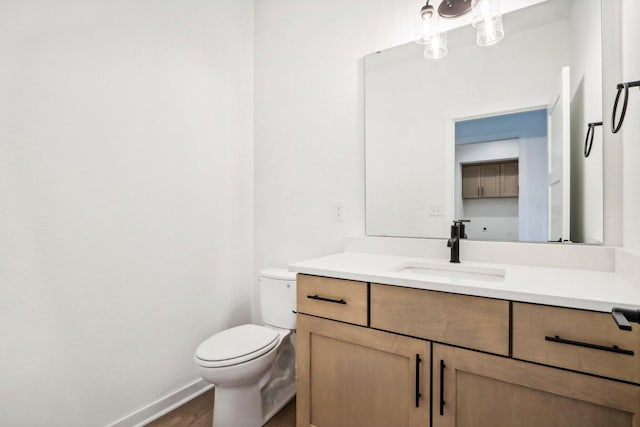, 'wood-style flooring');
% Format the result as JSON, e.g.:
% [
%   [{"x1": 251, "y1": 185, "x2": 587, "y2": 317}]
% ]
[{"x1": 146, "y1": 389, "x2": 296, "y2": 427}]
